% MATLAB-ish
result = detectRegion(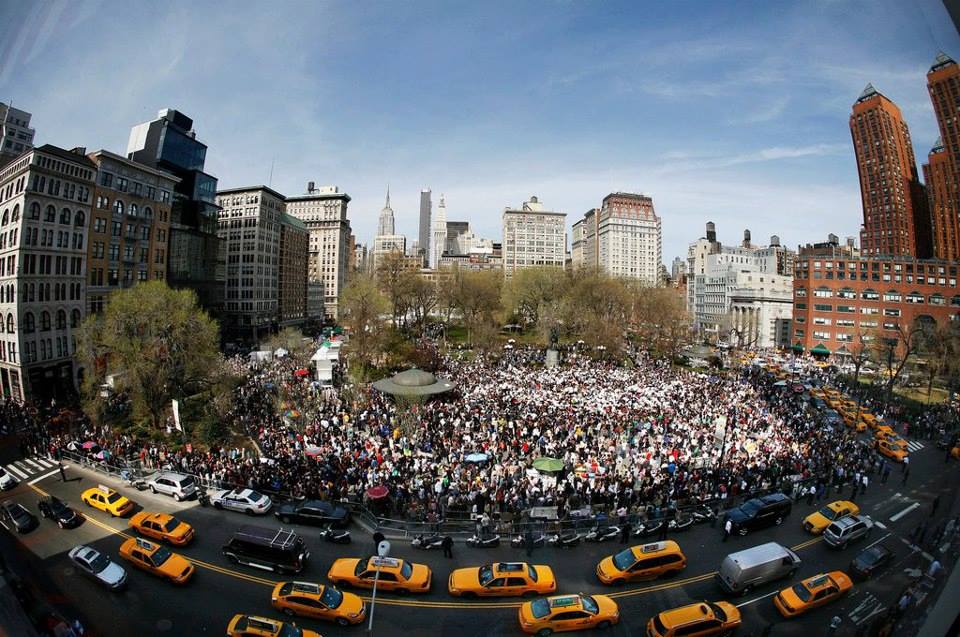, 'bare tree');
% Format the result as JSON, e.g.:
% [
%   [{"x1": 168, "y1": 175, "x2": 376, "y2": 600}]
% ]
[{"x1": 868, "y1": 320, "x2": 923, "y2": 412}]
